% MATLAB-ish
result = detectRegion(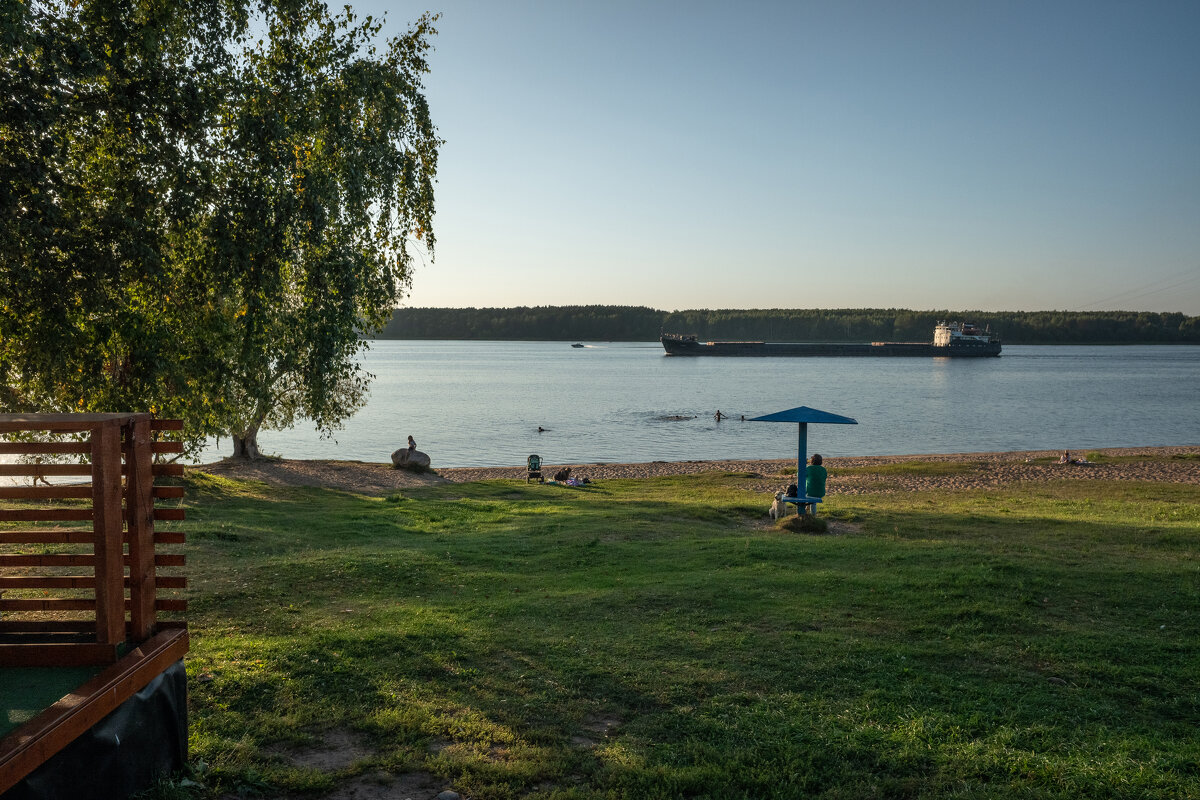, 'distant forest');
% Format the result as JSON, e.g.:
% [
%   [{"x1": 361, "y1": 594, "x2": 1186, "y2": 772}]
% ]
[{"x1": 376, "y1": 306, "x2": 1200, "y2": 345}]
